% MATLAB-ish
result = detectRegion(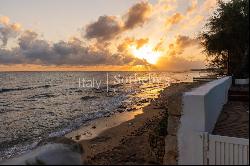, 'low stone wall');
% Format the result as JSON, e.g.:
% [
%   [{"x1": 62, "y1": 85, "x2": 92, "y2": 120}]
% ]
[{"x1": 161, "y1": 82, "x2": 203, "y2": 165}]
